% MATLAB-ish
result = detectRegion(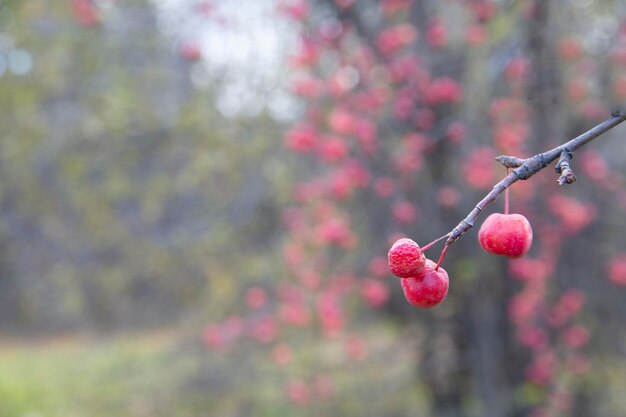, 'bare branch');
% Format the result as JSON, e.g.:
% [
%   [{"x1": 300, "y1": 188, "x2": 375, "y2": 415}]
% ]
[
  {"x1": 444, "y1": 112, "x2": 626, "y2": 246},
  {"x1": 555, "y1": 149, "x2": 576, "y2": 186}
]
